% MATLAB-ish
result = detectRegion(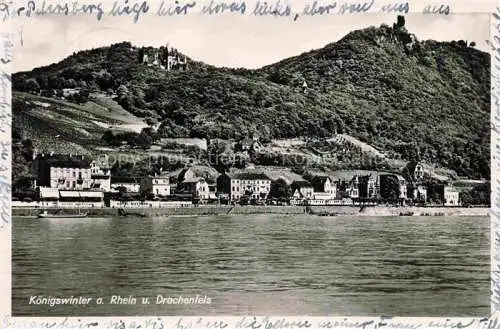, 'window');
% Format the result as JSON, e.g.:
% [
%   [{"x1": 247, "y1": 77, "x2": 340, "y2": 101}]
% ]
[
  {"x1": 73, "y1": 172, "x2": 76, "y2": 177},
  {"x1": 72, "y1": 181, "x2": 76, "y2": 188}
]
